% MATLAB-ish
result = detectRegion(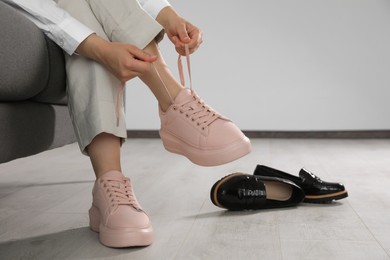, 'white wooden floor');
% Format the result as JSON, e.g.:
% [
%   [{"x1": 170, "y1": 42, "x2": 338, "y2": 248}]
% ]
[{"x1": 0, "y1": 138, "x2": 390, "y2": 260}]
